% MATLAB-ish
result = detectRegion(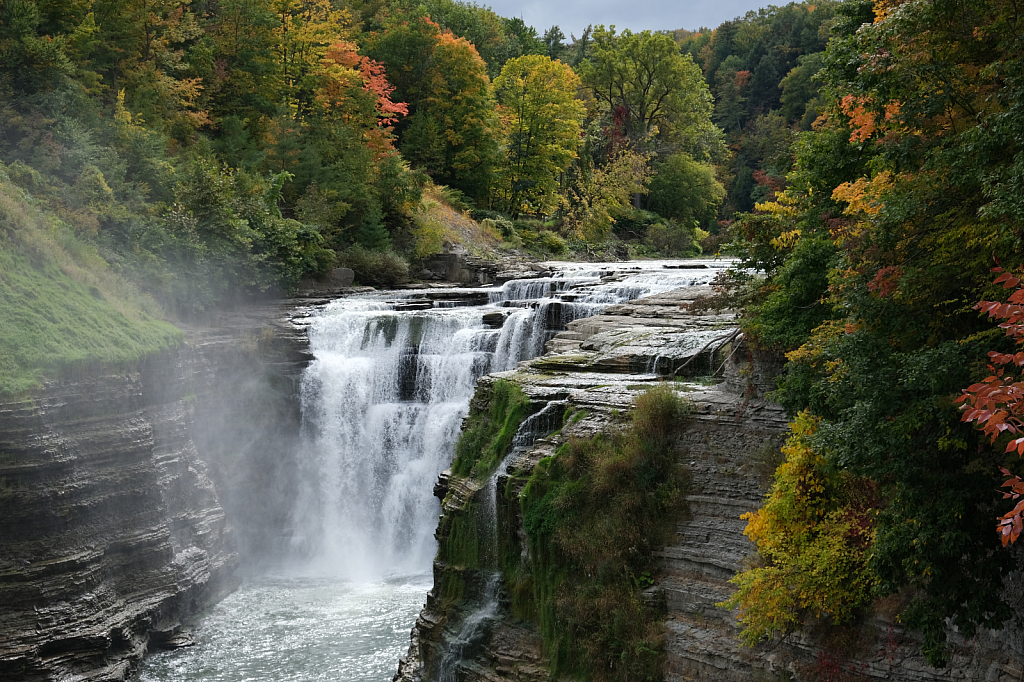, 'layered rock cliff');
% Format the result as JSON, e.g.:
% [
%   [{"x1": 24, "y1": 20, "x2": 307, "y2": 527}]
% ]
[
  {"x1": 397, "y1": 285, "x2": 1024, "y2": 682},
  {"x1": 0, "y1": 298, "x2": 317, "y2": 682}
]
